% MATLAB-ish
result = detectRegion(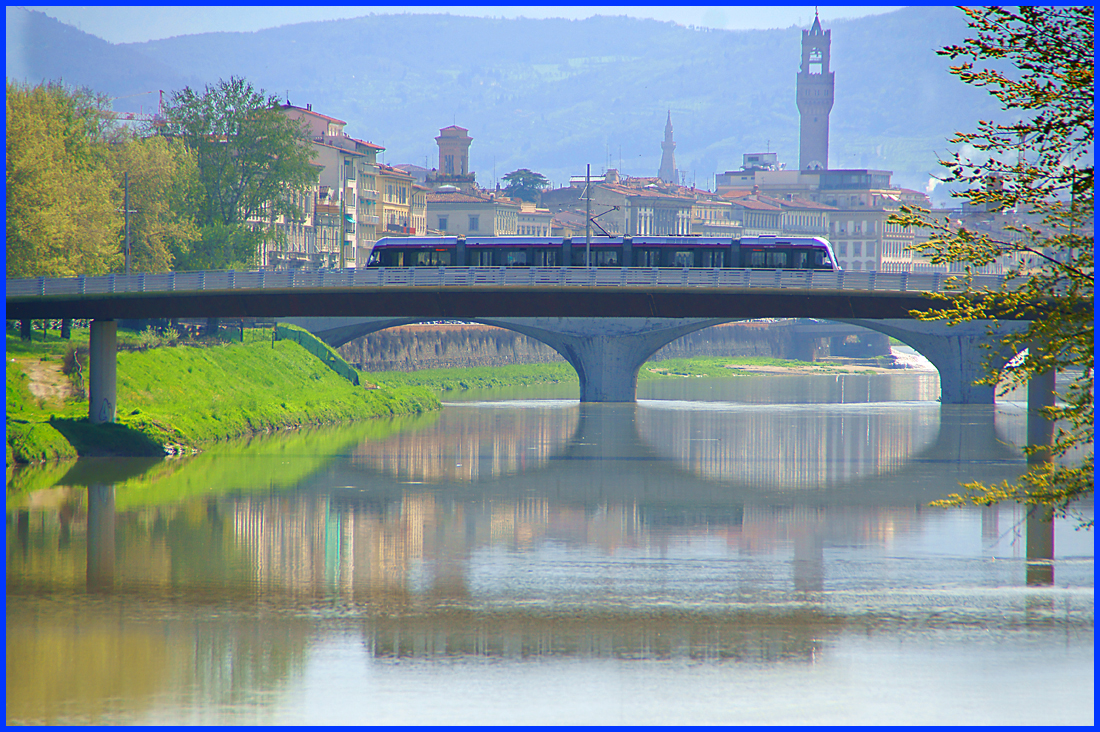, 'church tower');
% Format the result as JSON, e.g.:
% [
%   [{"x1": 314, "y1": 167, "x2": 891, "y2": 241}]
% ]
[
  {"x1": 796, "y1": 12, "x2": 834, "y2": 170},
  {"x1": 658, "y1": 111, "x2": 679, "y2": 184}
]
